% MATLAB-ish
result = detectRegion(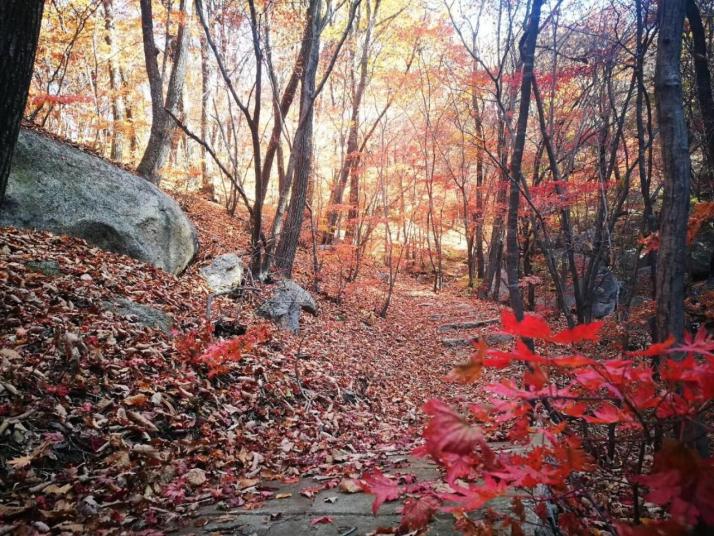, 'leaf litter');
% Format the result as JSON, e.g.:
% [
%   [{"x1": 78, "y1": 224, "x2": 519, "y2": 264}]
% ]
[{"x1": 0, "y1": 197, "x2": 506, "y2": 533}]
